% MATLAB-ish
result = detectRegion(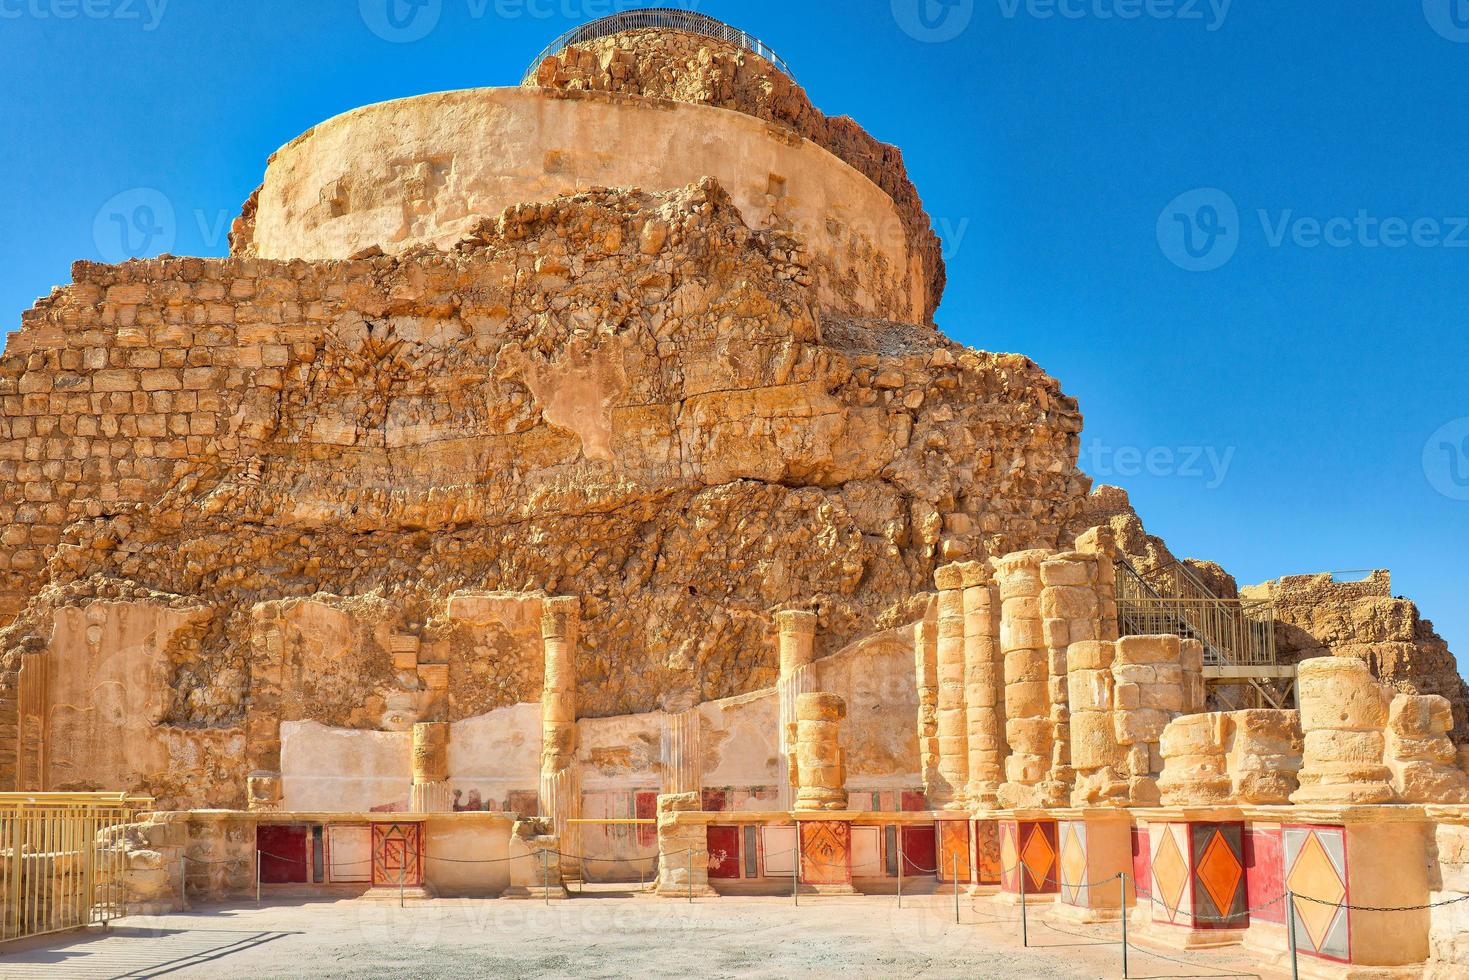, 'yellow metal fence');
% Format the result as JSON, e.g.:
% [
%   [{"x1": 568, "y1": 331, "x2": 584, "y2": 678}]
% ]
[{"x1": 0, "y1": 792, "x2": 152, "y2": 943}]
